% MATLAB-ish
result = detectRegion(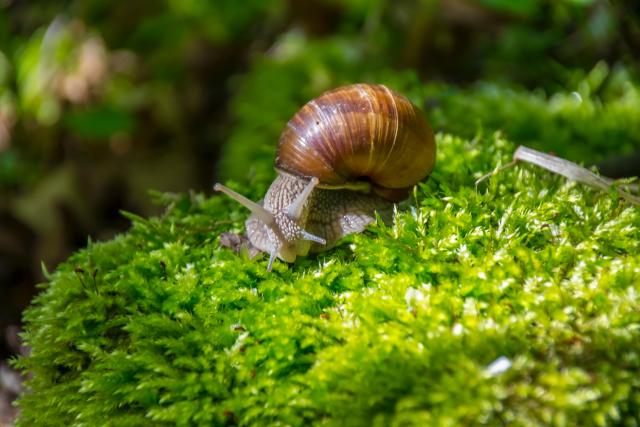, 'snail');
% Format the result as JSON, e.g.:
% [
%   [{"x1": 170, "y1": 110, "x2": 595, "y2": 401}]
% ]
[{"x1": 215, "y1": 83, "x2": 436, "y2": 270}]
